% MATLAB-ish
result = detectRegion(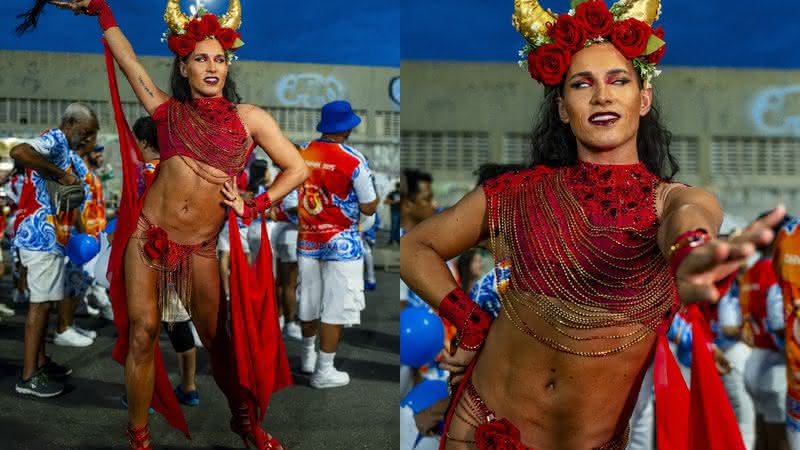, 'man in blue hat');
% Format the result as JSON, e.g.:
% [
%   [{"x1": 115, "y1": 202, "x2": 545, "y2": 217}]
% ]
[{"x1": 296, "y1": 100, "x2": 378, "y2": 388}]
